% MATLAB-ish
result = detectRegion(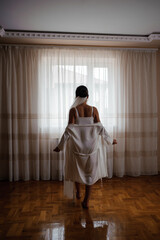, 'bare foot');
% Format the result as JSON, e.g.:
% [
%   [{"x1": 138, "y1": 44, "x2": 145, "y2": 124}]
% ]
[
  {"x1": 81, "y1": 201, "x2": 89, "y2": 209},
  {"x1": 76, "y1": 192, "x2": 81, "y2": 199}
]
